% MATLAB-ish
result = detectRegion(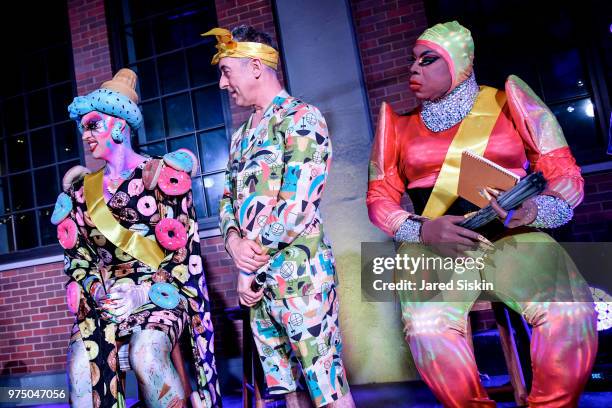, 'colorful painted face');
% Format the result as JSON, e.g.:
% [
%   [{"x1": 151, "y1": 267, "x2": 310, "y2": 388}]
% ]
[
  {"x1": 218, "y1": 57, "x2": 257, "y2": 107},
  {"x1": 409, "y1": 44, "x2": 452, "y2": 101},
  {"x1": 79, "y1": 111, "x2": 125, "y2": 160}
]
